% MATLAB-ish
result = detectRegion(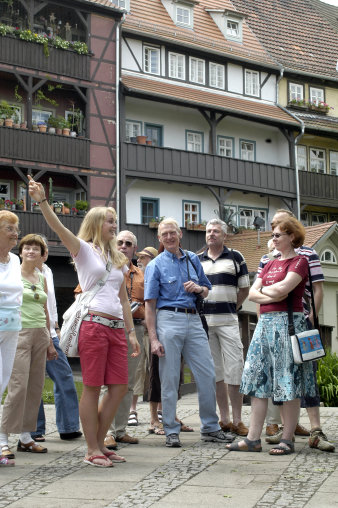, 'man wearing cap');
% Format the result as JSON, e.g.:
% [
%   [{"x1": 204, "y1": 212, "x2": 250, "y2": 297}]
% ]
[{"x1": 127, "y1": 246, "x2": 159, "y2": 426}]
